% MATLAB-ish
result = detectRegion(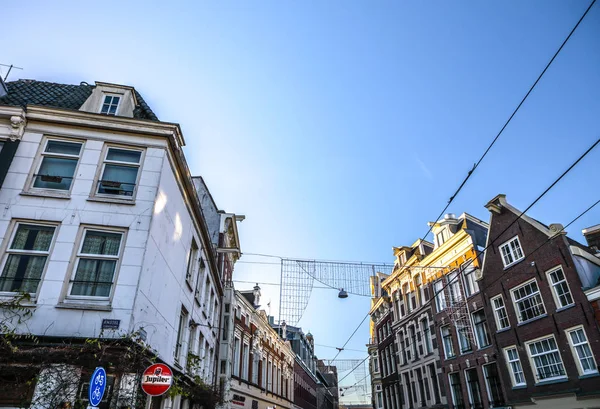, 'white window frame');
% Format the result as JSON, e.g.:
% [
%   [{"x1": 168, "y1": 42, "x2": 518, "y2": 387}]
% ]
[
  {"x1": 504, "y1": 346, "x2": 526, "y2": 387},
  {"x1": 546, "y1": 266, "x2": 574, "y2": 310},
  {"x1": 525, "y1": 335, "x2": 566, "y2": 383},
  {"x1": 433, "y1": 279, "x2": 446, "y2": 312},
  {"x1": 64, "y1": 226, "x2": 127, "y2": 302},
  {"x1": 510, "y1": 278, "x2": 546, "y2": 324},
  {"x1": 99, "y1": 94, "x2": 121, "y2": 116},
  {"x1": 0, "y1": 220, "x2": 59, "y2": 297},
  {"x1": 26, "y1": 137, "x2": 85, "y2": 196},
  {"x1": 92, "y1": 144, "x2": 145, "y2": 202},
  {"x1": 565, "y1": 325, "x2": 598, "y2": 376},
  {"x1": 185, "y1": 238, "x2": 199, "y2": 289},
  {"x1": 448, "y1": 372, "x2": 464, "y2": 408},
  {"x1": 491, "y1": 294, "x2": 510, "y2": 331},
  {"x1": 194, "y1": 257, "x2": 206, "y2": 305},
  {"x1": 471, "y1": 309, "x2": 491, "y2": 349},
  {"x1": 441, "y1": 325, "x2": 455, "y2": 359},
  {"x1": 174, "y1": 306, "x2": 189, "y2": 365},
  {"x1": 462, "y1": 264, "x2": 479, "y2": 297},
  {"x1": 499, "y1": 236, "x2": 524, "y2": 268}
]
